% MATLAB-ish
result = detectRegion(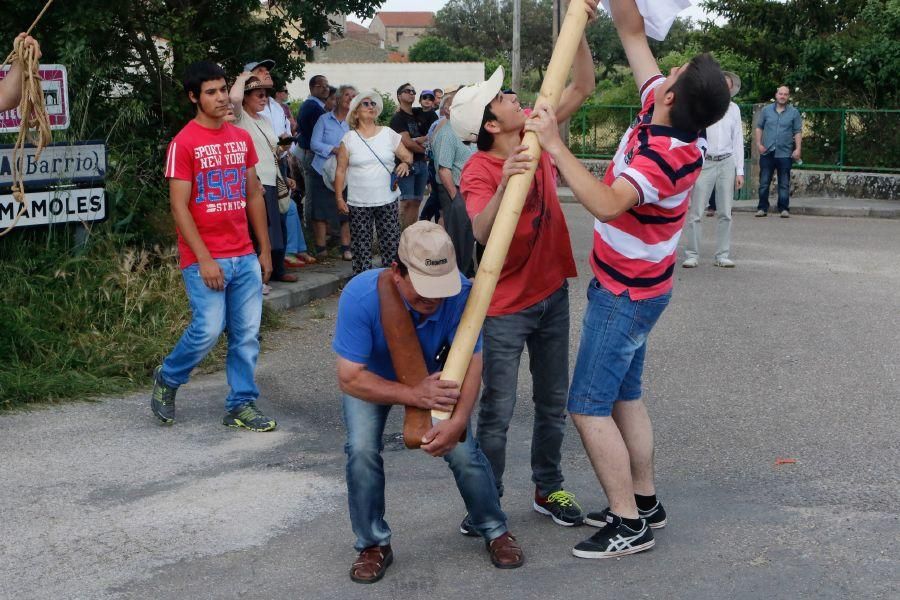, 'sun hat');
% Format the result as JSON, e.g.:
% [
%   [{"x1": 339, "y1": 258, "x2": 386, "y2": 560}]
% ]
[
  {"x1": 348, "y1": 90, "x2": 384, "y2": 118},
  {"x1": 449, "y1": 67, "x2": 505, "y2": 143},
  {"x1": 397, "y1": 221, "x2": 461, "y2": 298},
  {"x1": 243, "y1": 76, "x2": 273, "y2": 93},
  {"x1": 723, "y1": 71, "x2": 741, "y2": 97}
]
